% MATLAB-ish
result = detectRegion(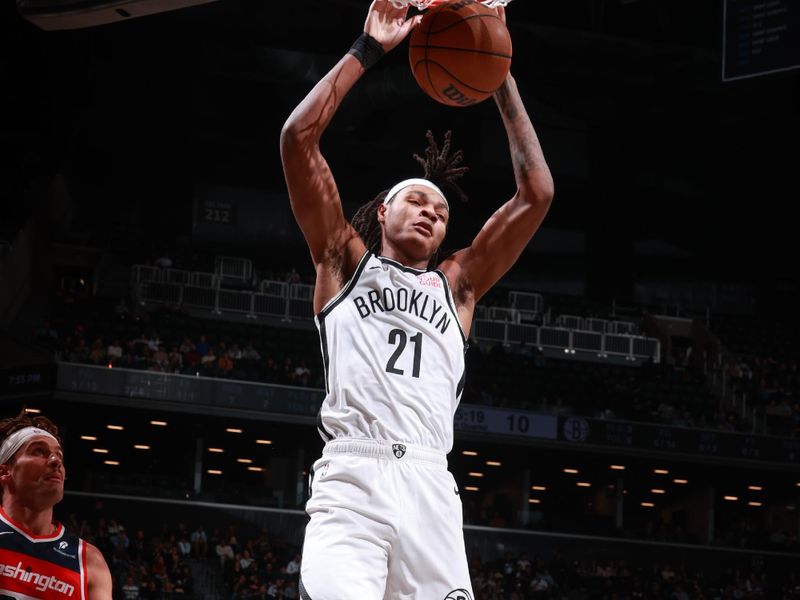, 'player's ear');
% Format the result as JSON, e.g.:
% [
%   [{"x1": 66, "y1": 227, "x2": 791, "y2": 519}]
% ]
[
  {"x1": 377, "y1": 202, "x2": 387, "y2": 224},
  {"x1": 0, "y1": 464, "x2": 10, "y2": 485}
]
